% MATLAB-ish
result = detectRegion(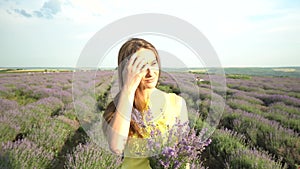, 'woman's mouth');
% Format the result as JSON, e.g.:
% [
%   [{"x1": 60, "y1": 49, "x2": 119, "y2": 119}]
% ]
[{"x1": 145, "y1": 77, "x2": 155, "y2": 83}]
